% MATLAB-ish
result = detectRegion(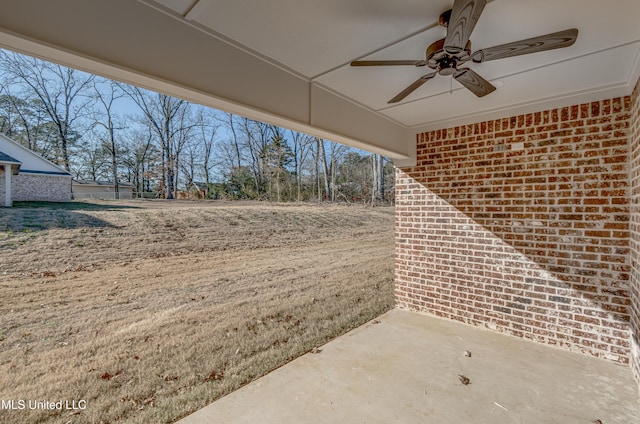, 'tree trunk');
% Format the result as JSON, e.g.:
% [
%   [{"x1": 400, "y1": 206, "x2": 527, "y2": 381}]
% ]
[
  {"x1": 315, "y1": 144, "x2": 321, "y2": 201},
  {"x1": 377, "y1": 155, "x2": 384, "y2": 202},
  {"x1": 317, "y1": 138, "x2": 330, "y2": 201},
  {"x1": 228, "y1": 113, "x2": 242, "y2": 169},
  {"x1": 372, "y1": 154, "x2": 384, "y2": 203},
  {"x1": 109, "y1": 123, "x2": 119, "y2": 197}
]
